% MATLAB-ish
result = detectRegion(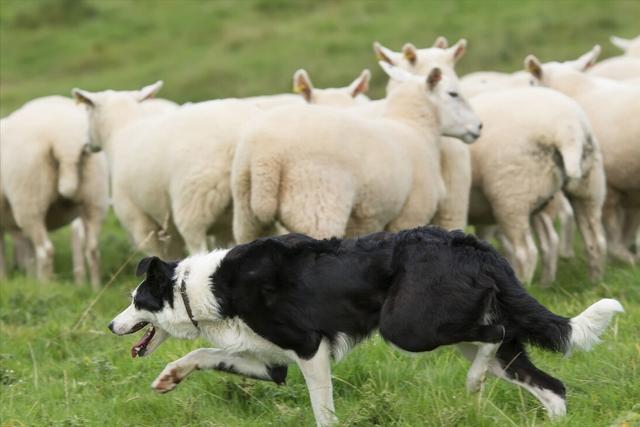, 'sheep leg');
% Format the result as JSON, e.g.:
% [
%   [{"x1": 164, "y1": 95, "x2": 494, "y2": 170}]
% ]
[
  {"x1": 602, "y1": 188, "x2": 634, "y2": 264},
  {"x1": 345, "y1": 217, "x2": 385, "y2": 238},
  {"x1": 173, "y1": 183, "x2": 233, "y2": 254},
  {"x1": 114, "y1": 198, "x2": 166, "y2": 257},
  {"x1": 173, "y1": 206, "x2": 210, "y2": 255},
  {"x1": 81, "y1": 210, "x2": 103, "y2": 290},
  {"x1": 20, "y1": 221, "x2": 54, "y2": 282},
  {"x1": 496, "y1": 229, "x2": 516, "y2": 265},
  {"x1": 70, "y1": 218, "x2": 86, "y2": 285},
  {"x1": 431, "y1": 139, "x2": 472, "y2": 230},
  {"x1": 386, "y1": 181, "x2": 439, "y2": 233},
  {"x1": 11, "y1": 232, "x2": 35, "y2": 274},
  {"x1": 0, "y1": 229, "x2": 6, "y2": 279},
  {"x1": 475, "y1": 224, "x2": 497, "y2": 242},
  {"x1": 201, "y1": 206, "x2": 233, "y2": 249},
  {"x1": 558, "y1": 194, "x2": 575, "y2": 258},
  {"x1": 570, "y1": 197, "x2": 607, "y2": 281},
  {"x1": 496, "y1": 218, "x2": 537, "y2": 285},
  {"x1": 622, "y1": 207, "x2": 640, "y2": 260},
  {"x1": 164, "y1": 228, "x2": 187, "y2": 259},
  {"x1": 532, "y1": 213, "x2": 559, "y2": 286}
]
